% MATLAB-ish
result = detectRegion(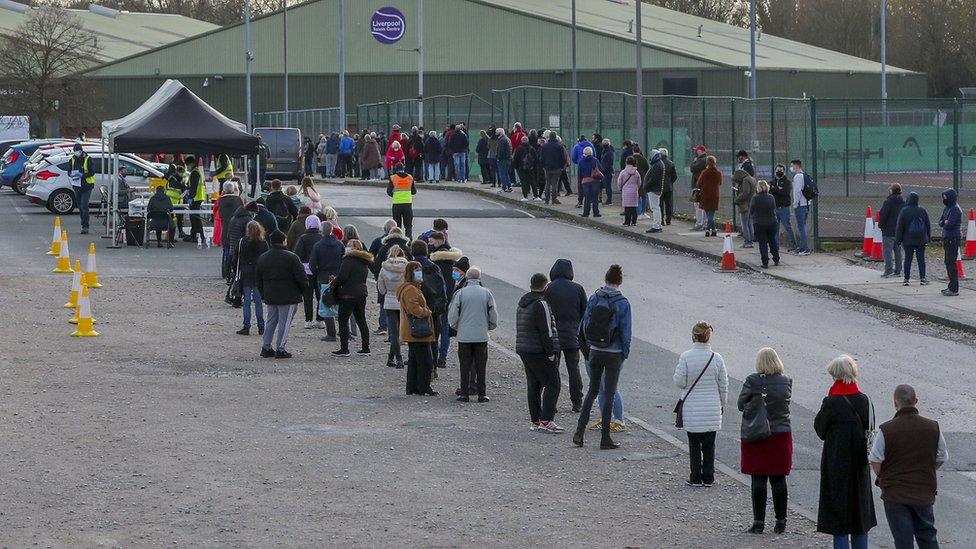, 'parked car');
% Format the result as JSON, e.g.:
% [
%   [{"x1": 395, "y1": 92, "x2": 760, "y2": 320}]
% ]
[
  {"x1": 22, "y1": 142, "x2": 103, "y2": 179},
  {"x1": 0, "y1": 138, "x2": 28, "y2": 160},
  {"x1": 25, "y1": 152, "x2": 163, "y2": 215},
  {"x1": 1, "y1": 139, "x2": 73, "y2": 194},
  {"x1": 253, "y1": 127, "x2": 302, "y2": 180}
]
